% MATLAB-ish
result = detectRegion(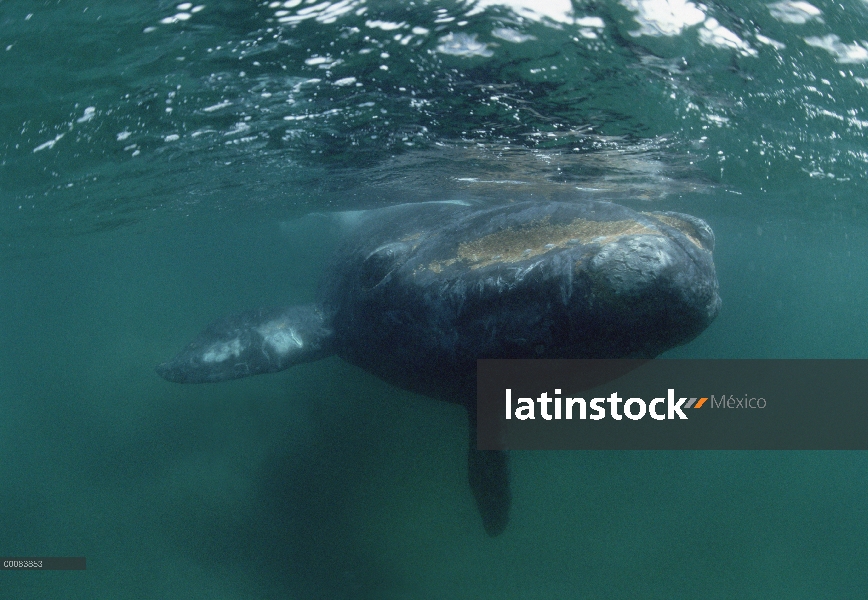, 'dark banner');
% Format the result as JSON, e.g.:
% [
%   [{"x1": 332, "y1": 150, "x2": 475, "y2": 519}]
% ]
[
  {"x1": 476, "y1": 359, "x2": 868, "y2": 450},
  {"x1": 1, "y1": 557, "x2": 86, "y2": 570}
]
